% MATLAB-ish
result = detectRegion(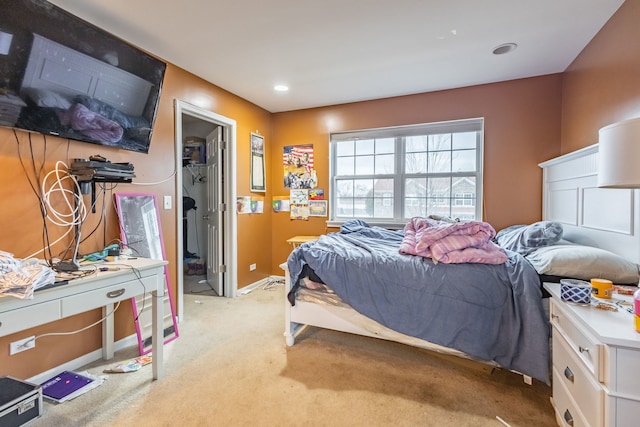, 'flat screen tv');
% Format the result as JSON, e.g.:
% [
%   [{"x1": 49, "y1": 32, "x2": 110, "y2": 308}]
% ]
[{"x1": 0, "y1": 0, "x2": 166, "y2": 154}]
